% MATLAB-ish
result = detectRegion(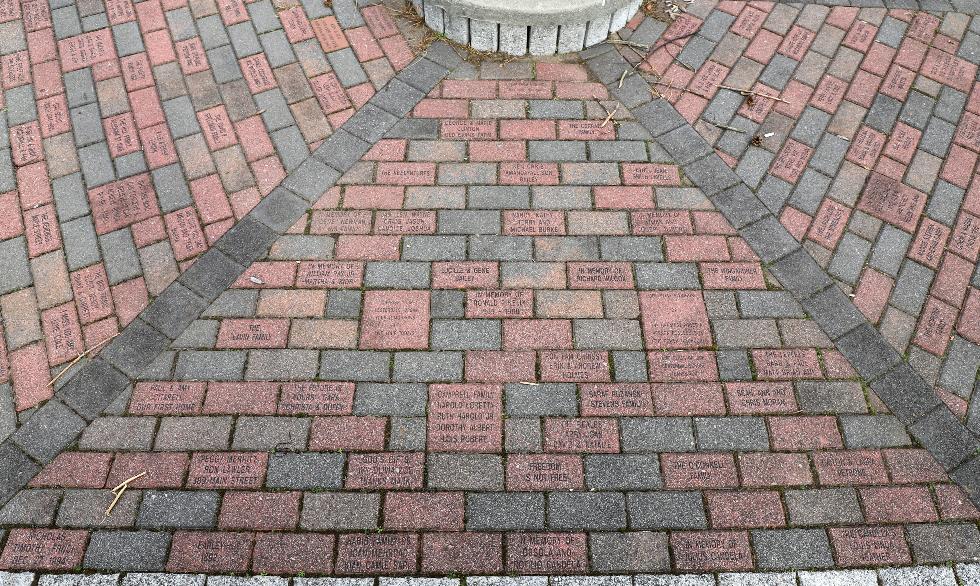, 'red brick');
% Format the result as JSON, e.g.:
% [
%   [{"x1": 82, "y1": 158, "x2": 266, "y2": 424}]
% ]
[
  {"x1": 622, "y1": 163, "x2": 681, "y2": 186},
  {"x1": 632, "y1": 210, "x2": 693, "y2": 234},
  {"x1": 580, "y1": 383, "x2": 653, "y2": 416},
  {"x1": 648, "y1": 350, "x2": 719, "y2": 382},
  {"x1": 10, "y1": 343, "x2": 52, "y2": 411},
  {"x1": 671, "y1": 531, "x2": 752, "y2": 571},
  {"x1": 932, "y1": 252, "x2": 973, "y2": 306},
  {"x1": 345, "y1": 452, "x2": 424, "y2": 489},
  {"x1": 500, "y1": 120, "x2": 555, "y2": 140},
  {"x1": 506, "y1": 454, "x2": 584, "y2": 491},
  {"x1": 442, "y1": 119, "x2": 496, "y2": 140},
  {"x1": 706, "y1": 491, "x2": 785, "y2": 528},
  {"x1": 215, "y1": 319, "x2": 288, "y2": 349},
  {"x1": 665, "y1": 235, "x2": 729, "y2": 261},
  {"x1": 921, "y1": 47, "x2": 977, "y2": 93},
  {"x1": 422, "y1": 532, "x2": 502, "y2": 574},
  {"x1": 829, "y1": 526, "x2": 910, "y2": 566},
  {"x1": 166, "y1": 531, "x2": 253, "y2": 573},
  {"x1": 219, "y1": 491, "x2": 300, "y2": 530},
  {"x1": 252, "y1": 533, "x2": 334, "y2": 575},
  {"x1": 949, "y1": 212, "x2": 980, "y2": 261},
  {"x1": 310, "y1": 416, "x2": 386, "y2": 451},
  {"x1": 23, "y1": 204, "x2": 61, "y2": 257},
  {"x1": 700, "y1": 262, "x2": 765, "y2": 289},
  {"x1": 360, "y1": 290, "x2": 429, "y2": 350},
  {"x1": 39, "y1": 303, "x2": 82, "y2": 365},
  {"x1": 0, "y1": 529, "x2": 88, "y2": 570},
  {"x1": 883, "y1": 448, "x2": 947, "y2": 483},
  {"x1": 652, "y1": 382, "x2": 724, "y2": 416},
  {"x1": 296, "y1": 261, "x2": 364, "y2": 288},
  {"x1": 278, "y1": 382, "x2": 354, "y2": 415},
  {"x1": 739, "y1": 452, "x2": 812, "y2": 487},
  {"x1": 335, "y1": 533, "x2": 418, "y2": 575},
  {"x1": 441, "y1": 79, "x2": 496, "y2": 99},
  {"x1": 384, "y1": 492, "x2": 464, "y2": 530},
  {"x1": 941, "y1": 144, "x2": 978, "y2": 188},
  {"x1": 813, "y1": 450, "x2": 888, "y2": 485},
  {"x1": 363, "y1": 138, "x2": 407, "y2": 161},
  {"x1": 377, "y1": 162, "x2": 436, "y2": 185},
  {"x1": 186, "y1": 452, "x2": 267, "y2": 489},
  {"x1": 769, "y1": 416, "x2": 843, "y2": 450},
  {"x1": 543, "y1": 417, "x2": 619, "y2": 453},
  {"x1": 810, "y1": 75, "x2": 847, "y2": 114},
  {"x1": 640, "y1": 290, "x2": 712, "y2": 350},
  {"x1": 129, "y1": 381, "x2": 205, "y2": 415},
  {"x1": 464, "y1": 351, "x2": 536, "y2": 382},
  {"x1": 503, "y1": 319, "x2": 572, "y2": 350},
  {"x1": 87, "y1": 174, "x2": 160, "y2": 234},
  {"x1": 908, "y1": 218, "x2": 950, "y2": 269},
  {"x1": 936, "y1": 484, "x2": 980, "y2": 520},
  {"x1": 725, "y1": 382, "x2": 796, "y2": 414},
  {"x1": 662, "y1": 453, "x2": 738, "y2": 489},
  {"x1": 913, "y1": 296, "x2": 957, "y2": 355},
  {"x1": 103, "y1": 113, "x2": 139, "y2": 158},
  {"x1": 594, "y1": 186, "x2": 654, "y2": 209},
  {"x1": 58, "y1": 29, "x2": 116, "y2": 71},
  {"x1": 345, "y1": 26, "x2": 383, "y2": 60},
  {"x1": 335, "y1": 235, "x2": 401, "y2": 260},
  {"x1": 540, "y1": 350, "x2": 610, "y2": 382},
  {"x1": 29, "y1": 452, "x2": 111, "y2": 488},
  {"x1": 958, "y1": 288, "x2": 980, "y2": 344},
  {"x1": 752, "y1": 348, "x2": 822, "y2": 379},
  {"x1": 202, "y1": 382, "x2": 278, "y2": 415},
  {"x1": 506, "y1": 532, "x2": 587, "y2": 574},
  {"x1": 107, "y1": 452, "x2": 188, "y2": 489},
  {"x1": 467, "y1": 290, "x2": 533, "y2": 318},
  {"x1": 343, "y1": 185, "x2": 404, "y2": 209},
  {"x1": 861, "y1": 486, "x2": 938, "y2": 523},
  {"x1": 375, "y1": 210, "x2": 436, "y2": 235}
]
